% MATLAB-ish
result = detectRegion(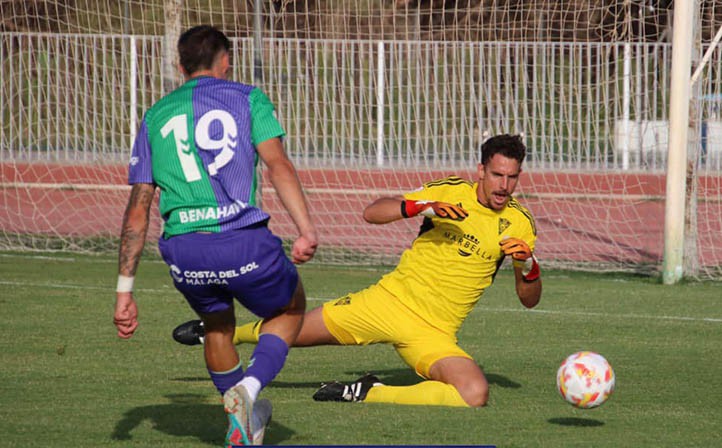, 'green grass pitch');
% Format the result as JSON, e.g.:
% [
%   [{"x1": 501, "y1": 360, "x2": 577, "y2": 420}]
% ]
[{"x1": 1, "y1": 251, "x2": 721, "y2": 447}]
